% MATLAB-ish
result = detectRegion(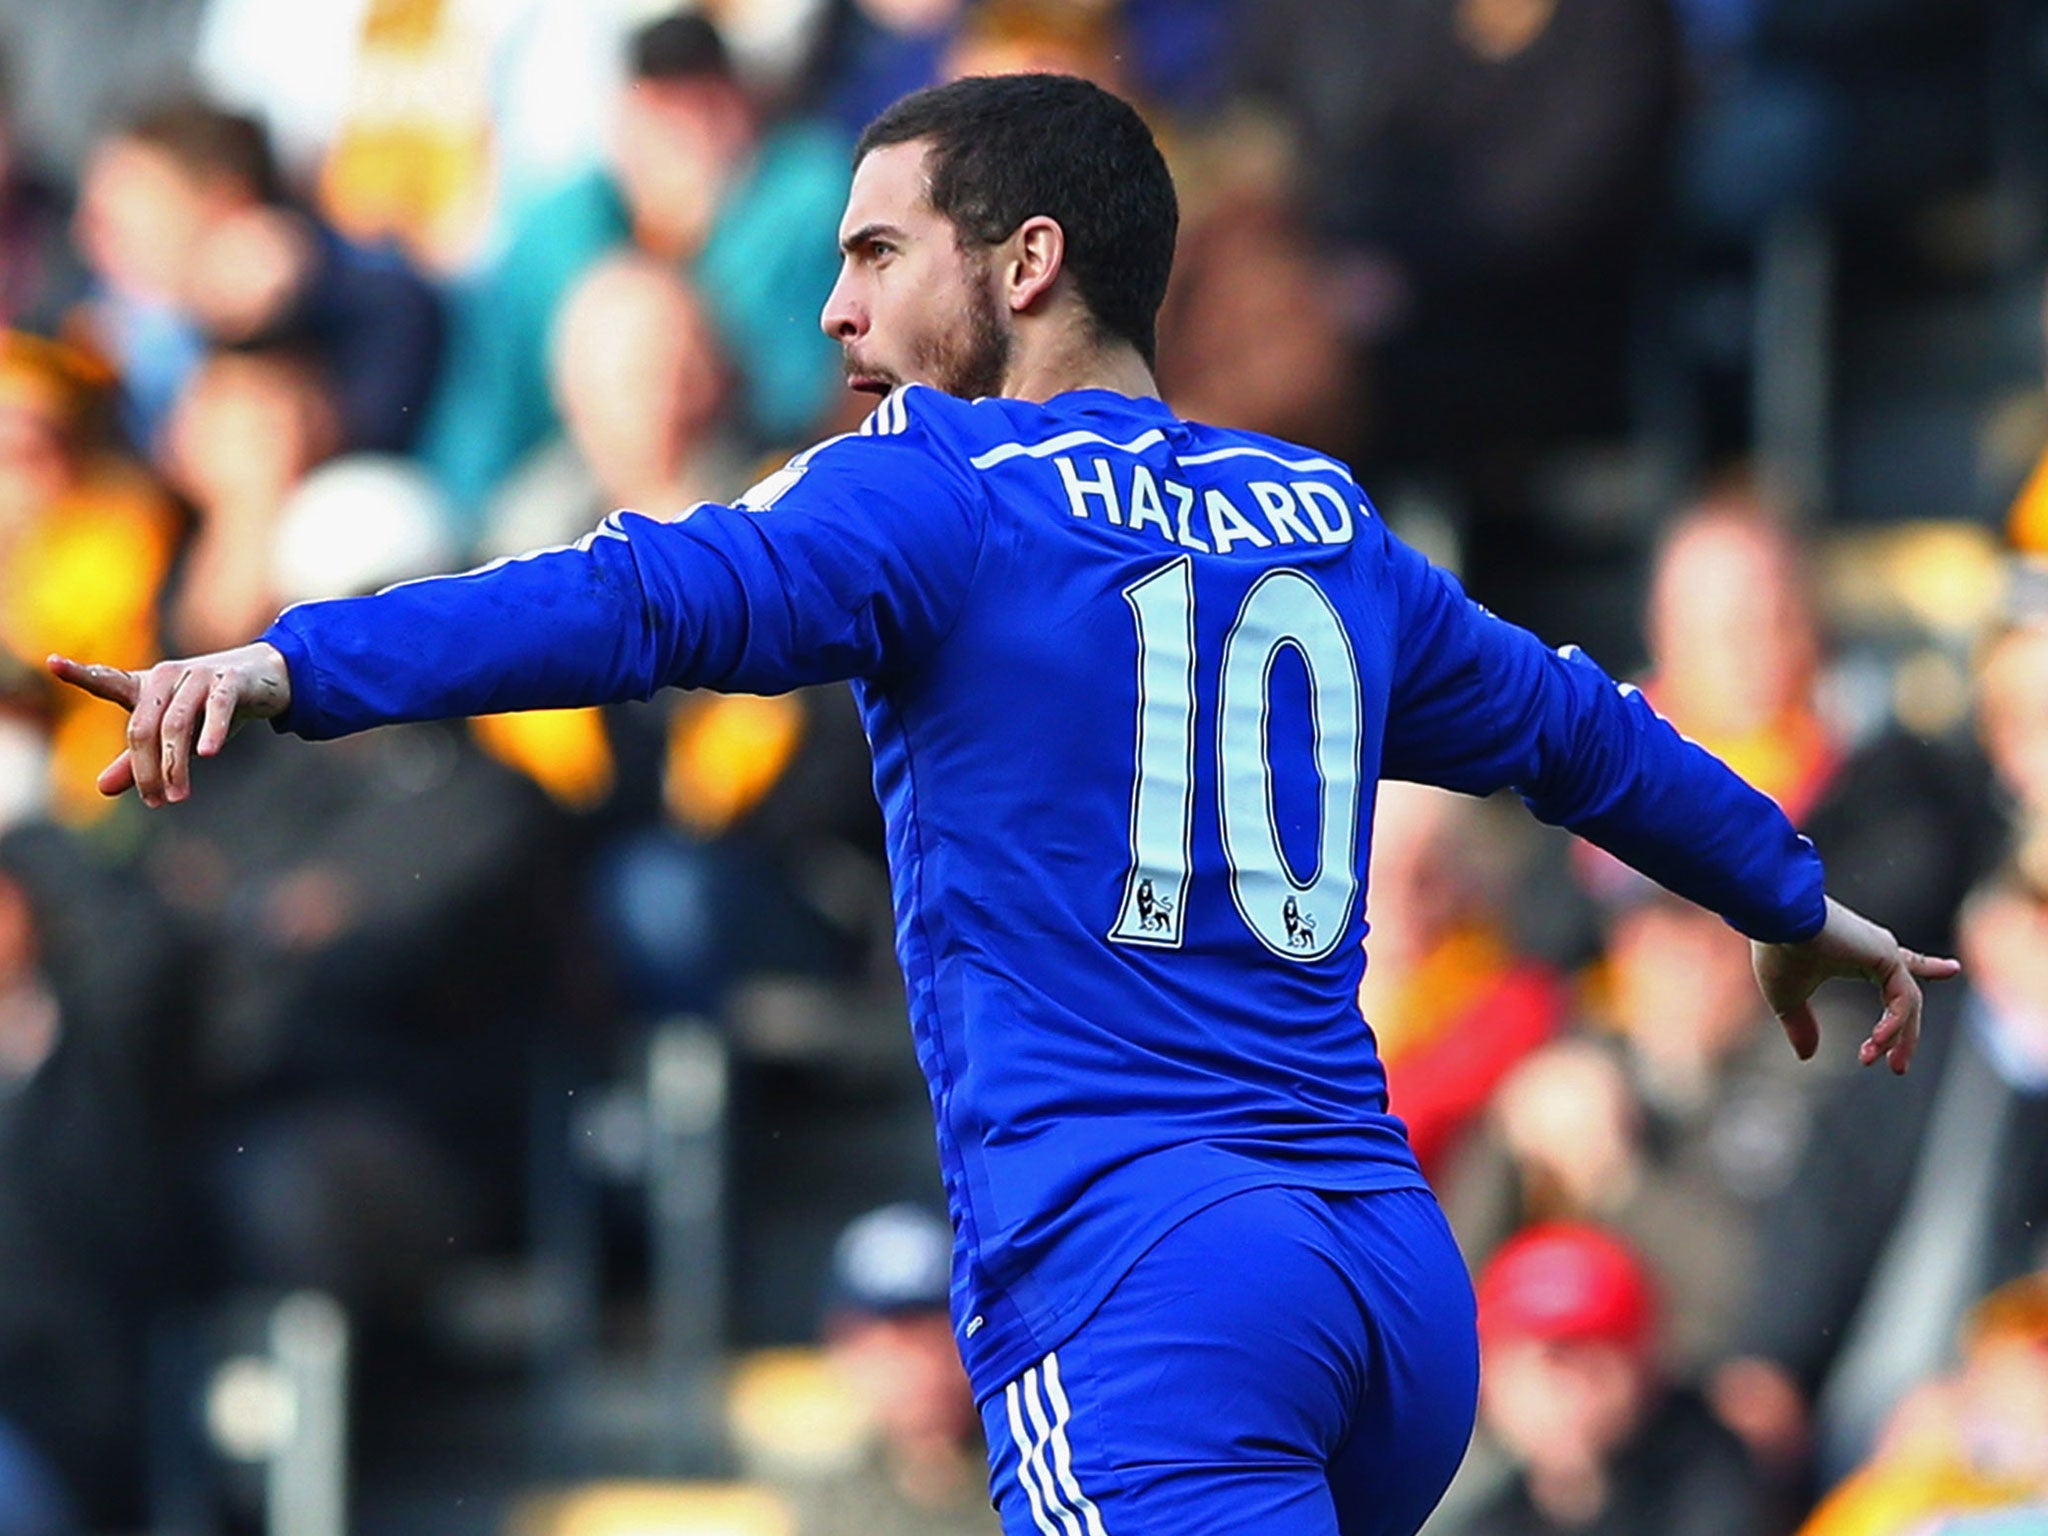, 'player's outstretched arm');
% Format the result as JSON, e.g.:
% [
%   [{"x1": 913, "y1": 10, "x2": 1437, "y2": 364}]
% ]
[
  {"x1": 46, "y1": 643, "x2": 292, "y2": 808},
  {"x1": 1750, "y1": 896, "x2": 1960, "y2": 1074}
]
